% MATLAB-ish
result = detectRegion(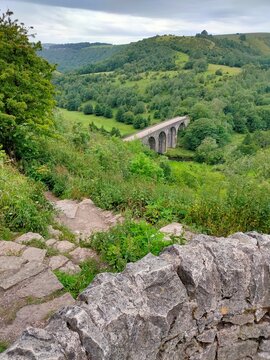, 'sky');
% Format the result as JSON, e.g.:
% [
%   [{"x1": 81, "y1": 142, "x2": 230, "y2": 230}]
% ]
[{"x1": 1, "y1": 0, "x2": 269, "y2": 44}]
